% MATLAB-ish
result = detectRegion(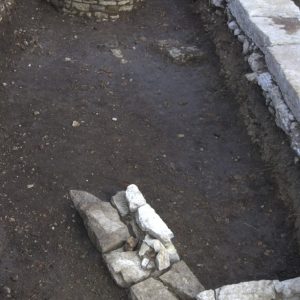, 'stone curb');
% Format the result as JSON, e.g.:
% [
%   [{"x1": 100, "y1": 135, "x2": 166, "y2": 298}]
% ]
[{"x1": 215, "y1": 0, "x2": 300, "y2": 157}]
